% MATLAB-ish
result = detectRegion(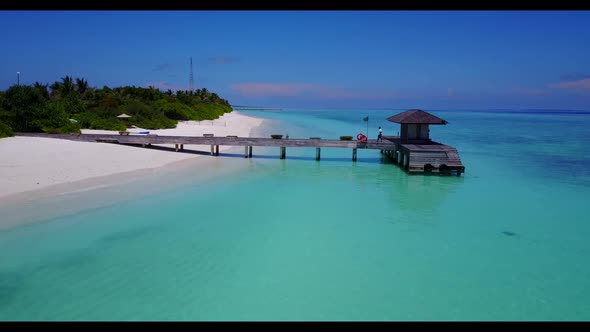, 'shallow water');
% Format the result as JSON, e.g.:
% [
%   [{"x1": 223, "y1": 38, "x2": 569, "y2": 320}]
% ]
[{"x1": 0, "y1": 108, "x2": 589, "y2": 320}]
